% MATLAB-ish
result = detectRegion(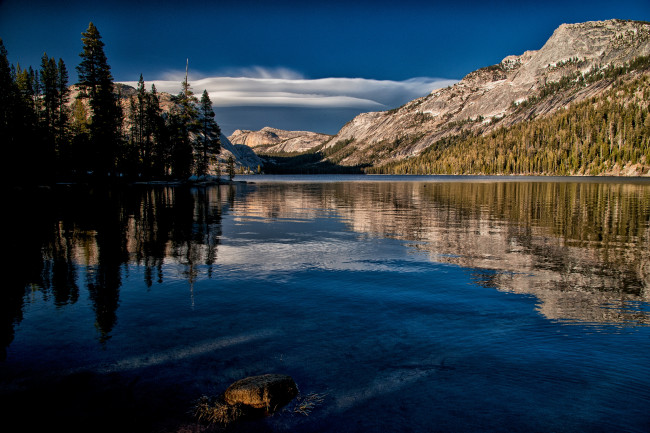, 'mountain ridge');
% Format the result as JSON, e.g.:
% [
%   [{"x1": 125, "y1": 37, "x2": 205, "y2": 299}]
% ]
[
  {"x1": 321, "y1": 19, "x2": 650, "y2": 167},
  {"x1": 245, "y1": 19, "x2": 650, "y2": 175}
]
